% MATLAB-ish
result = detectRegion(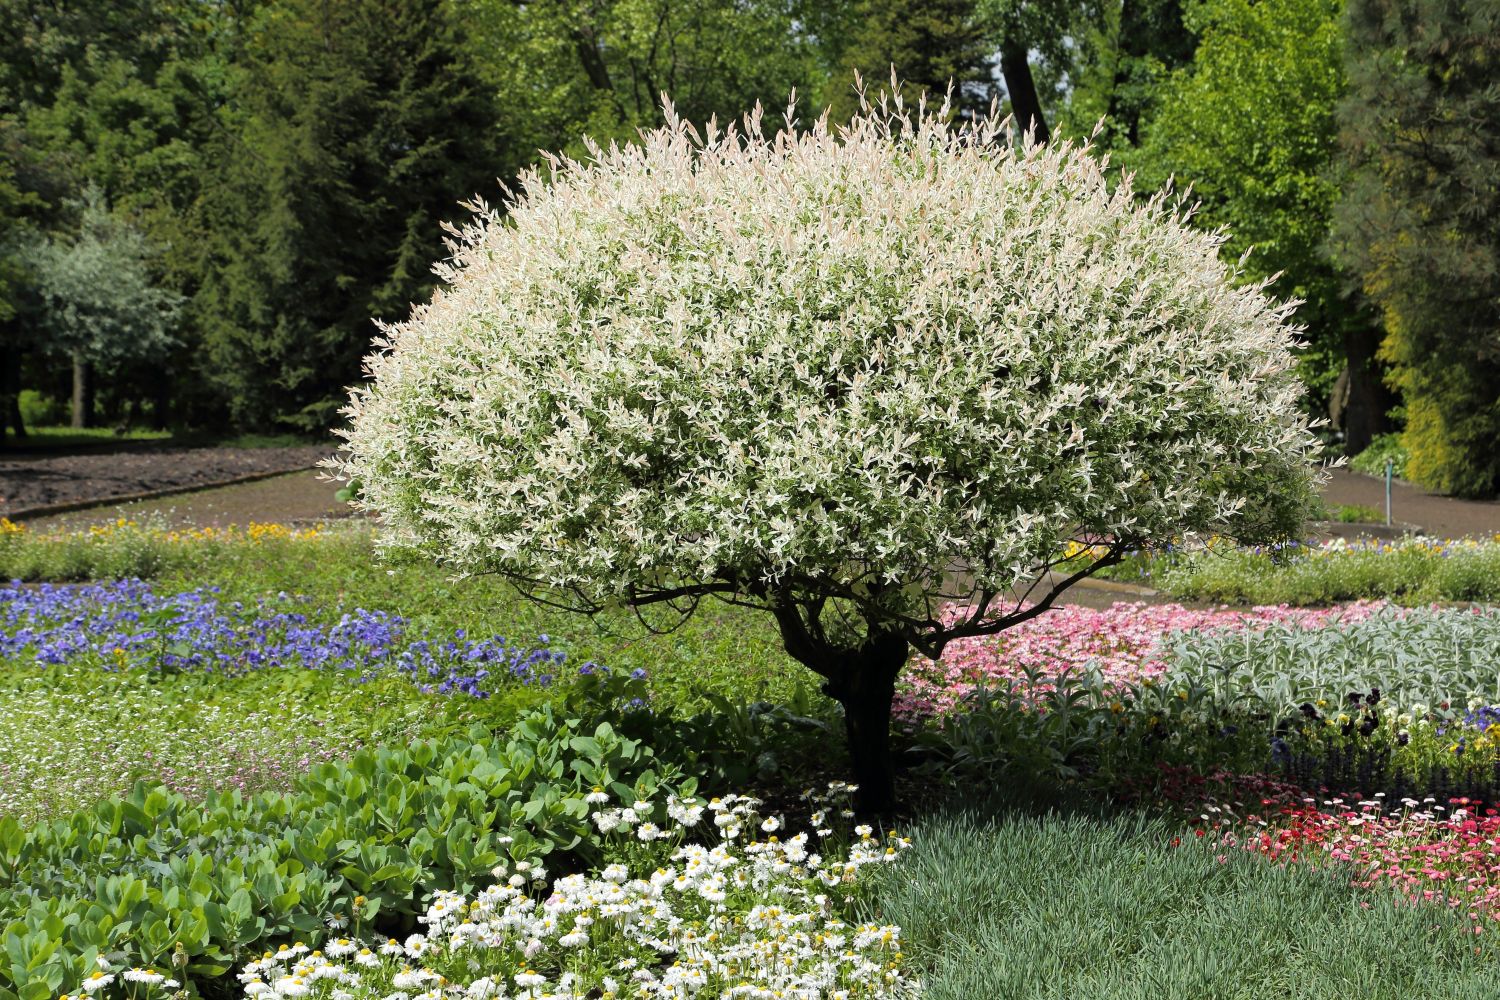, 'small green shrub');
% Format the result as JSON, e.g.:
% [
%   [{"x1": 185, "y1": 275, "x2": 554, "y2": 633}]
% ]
[
  {"x1": 1350, "y1": 432, "x2": 1409, "y2": 479},
  {"x1": 17, "y1": 391, "x2": 65, "y2": 427},
  {"x1": 1331, "y1": 502, "x2": 1384, "y2": 523},
  {"x1": 1154, "y1": 537, "x2": 1500, "y2": 605},
  {"x1": 0, "y1": 708, "x2": 692, "y2": 998}
]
